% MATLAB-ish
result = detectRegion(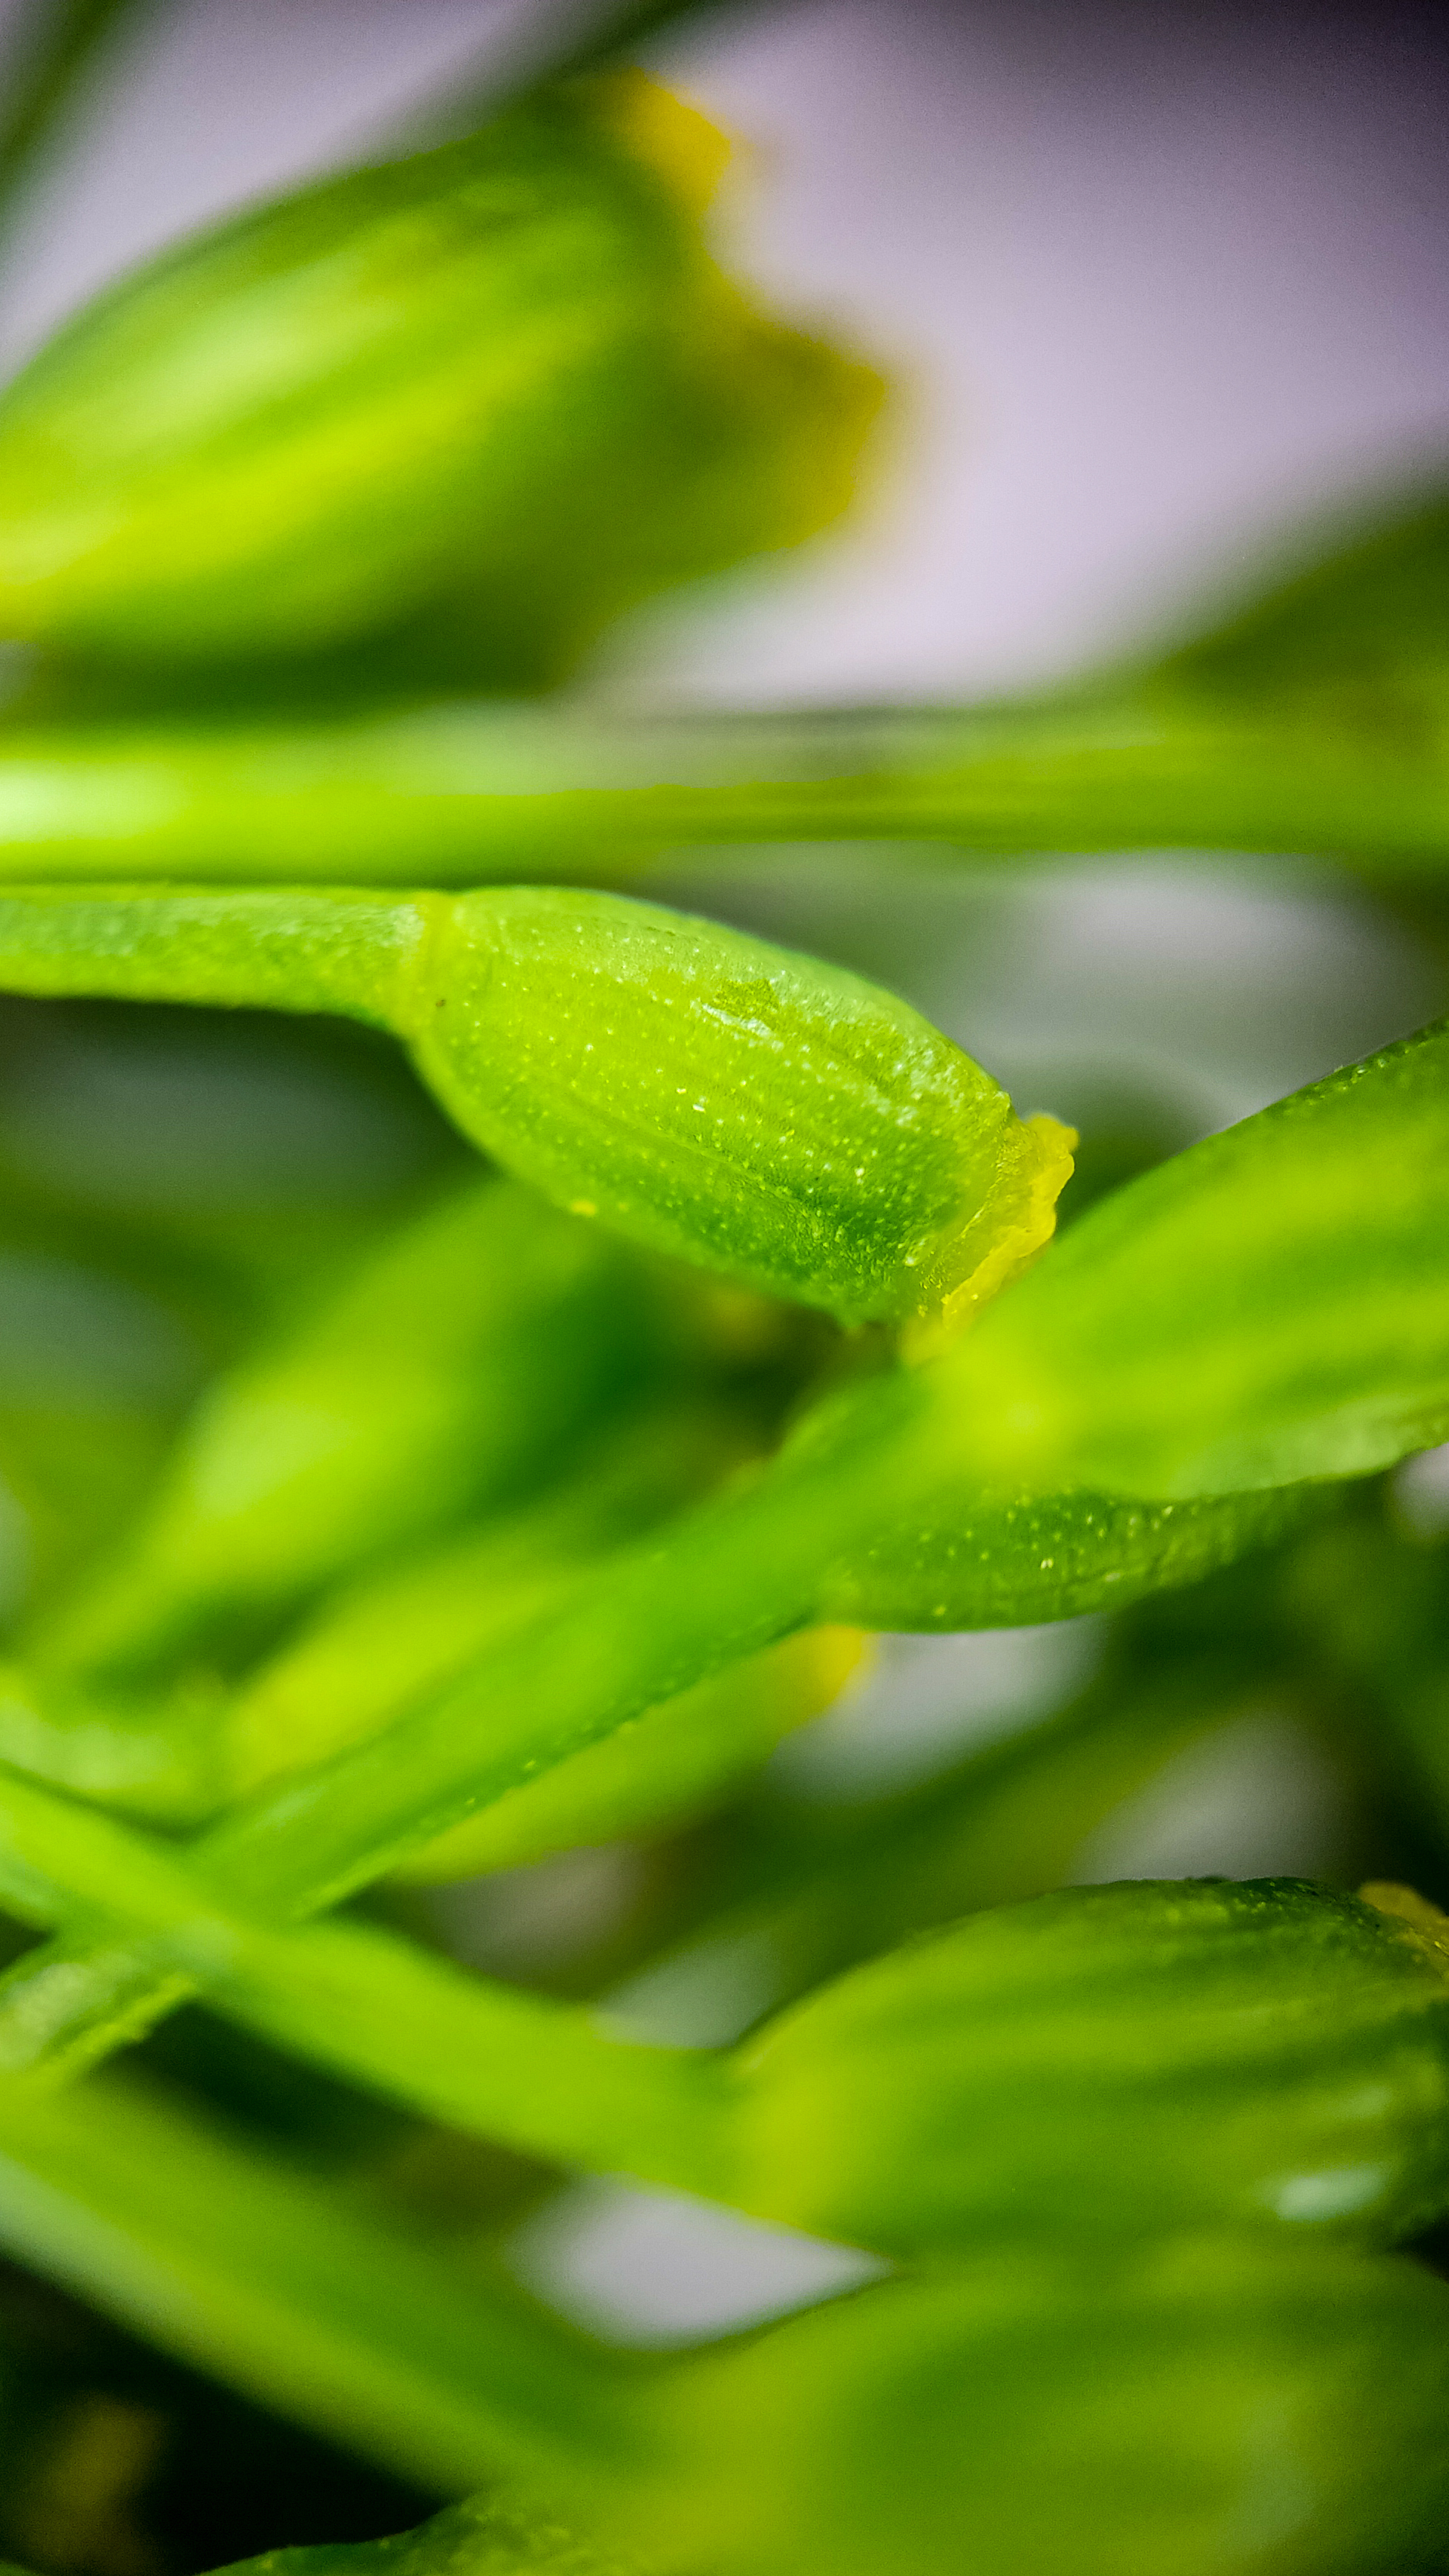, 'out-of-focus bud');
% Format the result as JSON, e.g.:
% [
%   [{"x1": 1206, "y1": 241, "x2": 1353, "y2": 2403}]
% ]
[
  {"x1": 732, "y1": 1878, "x2": 1449, "y2": 2253},
  {"x1": 625, "y1": 2238, "x2": 1449, "y2": 2576},
  {"x1": 29, "y1": 1179, "x2": 661, "y2": 1678},
  {"x1": 0, "y1": 75, "x2": 882, "y2": 677}
]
